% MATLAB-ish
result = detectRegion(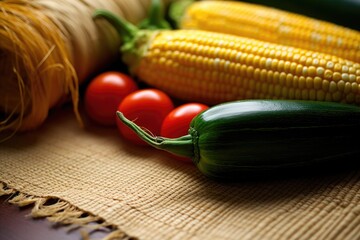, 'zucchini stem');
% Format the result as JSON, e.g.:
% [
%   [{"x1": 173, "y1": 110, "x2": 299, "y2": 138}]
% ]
[{"x1": 116, "y1": 111, "x2": 194, "y2": 159}]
